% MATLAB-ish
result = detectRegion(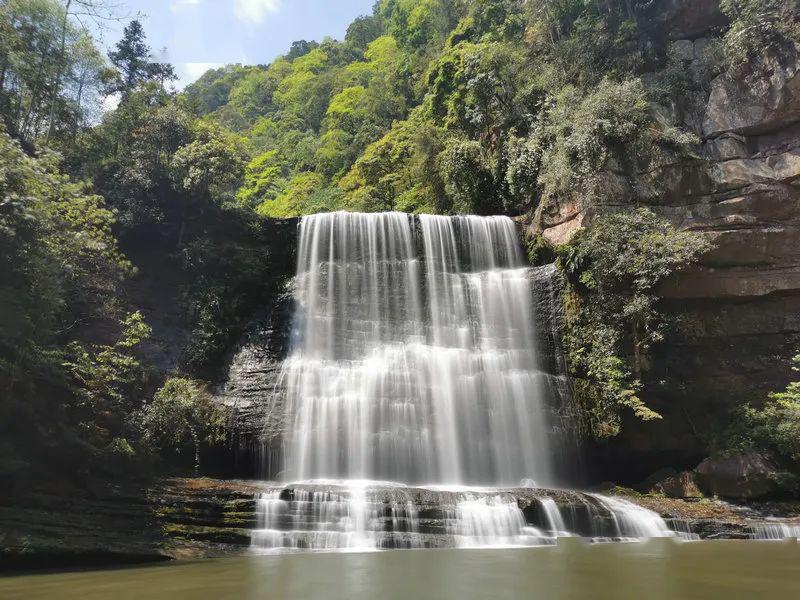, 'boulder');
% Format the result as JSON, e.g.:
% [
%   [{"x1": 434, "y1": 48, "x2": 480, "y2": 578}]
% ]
[
  {"x1": 650, "y1": 471, "x2": 703, "y2": 499},
  {"x1": 694, "y1": 452, "x2": 779, "y2": 499}
]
